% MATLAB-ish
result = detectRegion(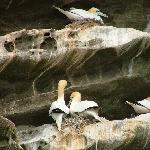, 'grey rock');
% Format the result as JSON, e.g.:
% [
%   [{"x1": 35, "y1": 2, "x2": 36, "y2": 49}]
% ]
[
  {"x1": 0, "y1": 22, "x2": 150, "y2": 149},
  {"x1": 17, "y1": 114, "x2": 150, "y2": 150}
]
